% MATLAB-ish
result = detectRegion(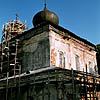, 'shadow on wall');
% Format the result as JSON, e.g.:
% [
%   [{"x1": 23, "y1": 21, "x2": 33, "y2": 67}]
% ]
[{"x1": 22, "y1": 38, "x2": 50, "y2": 72}]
